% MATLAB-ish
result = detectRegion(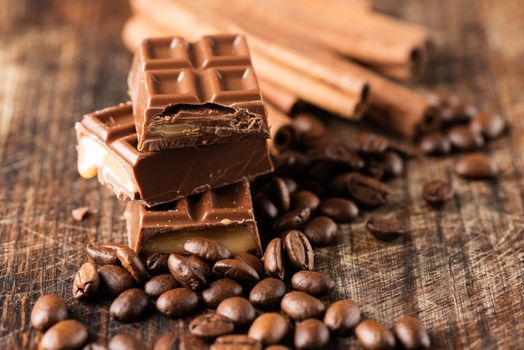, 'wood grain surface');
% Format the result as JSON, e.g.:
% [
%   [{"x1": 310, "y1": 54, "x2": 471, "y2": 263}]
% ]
[{"x1": 0, "y1": 0, "x2": 523, "y2": 349}]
